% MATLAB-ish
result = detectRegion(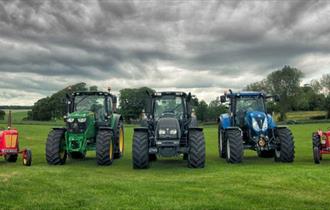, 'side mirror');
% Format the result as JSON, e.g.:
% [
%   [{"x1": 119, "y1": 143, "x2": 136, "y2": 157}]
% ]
[
  {"x1": 220, "y1": 95, "x2": 226, "y2": 103},
  {"x1": 274, "y1": 95, "x2": 280, "y2": 102},
  {"x1": 145, "y1": 97, "x2": 152, "y2": 115}
]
